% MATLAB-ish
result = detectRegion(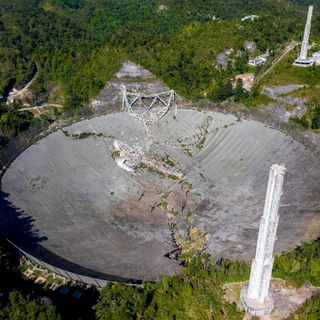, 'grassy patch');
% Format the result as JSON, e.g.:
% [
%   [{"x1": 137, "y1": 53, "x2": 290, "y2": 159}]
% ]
[
  {"x1": 139, "y1": 163, "x2": 174, "y2": 179},
  {"x1": 173, "y1": 226, "x2": 207, "y2": 262},
  {"x1": 247, "y1": 65, "x2": 257, "y2": 73},
  {"x1": 261, "y1": 51, "x2": 320, "y2": 87},
  {"x1": 241, "y1": 93, "x2": 276, "y2": 107},
  {"x1": 273, "y1": 239, "x2": 320, "y2": 287},
  {"x1": 112, "y1": 150, "x2": 120, "y2": 159},
  {"x1": 196, "y1": 137, "x2": 206, "y2": 149},
  {"x1": 169, "y1": 209, "x2": 180, "y2": 218},
  {"x1": 183, "y1": 148, "x2": 193, "y2": 157},
  {"x1": 165, "y1": 155, "x2": 176, "y2": 167},
  {"x1": 289, "y1": 97, "x2": 320, "y2": 131},
  {"x1": 282, "y1": 86, "x2": 320, "y2": 100}
]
